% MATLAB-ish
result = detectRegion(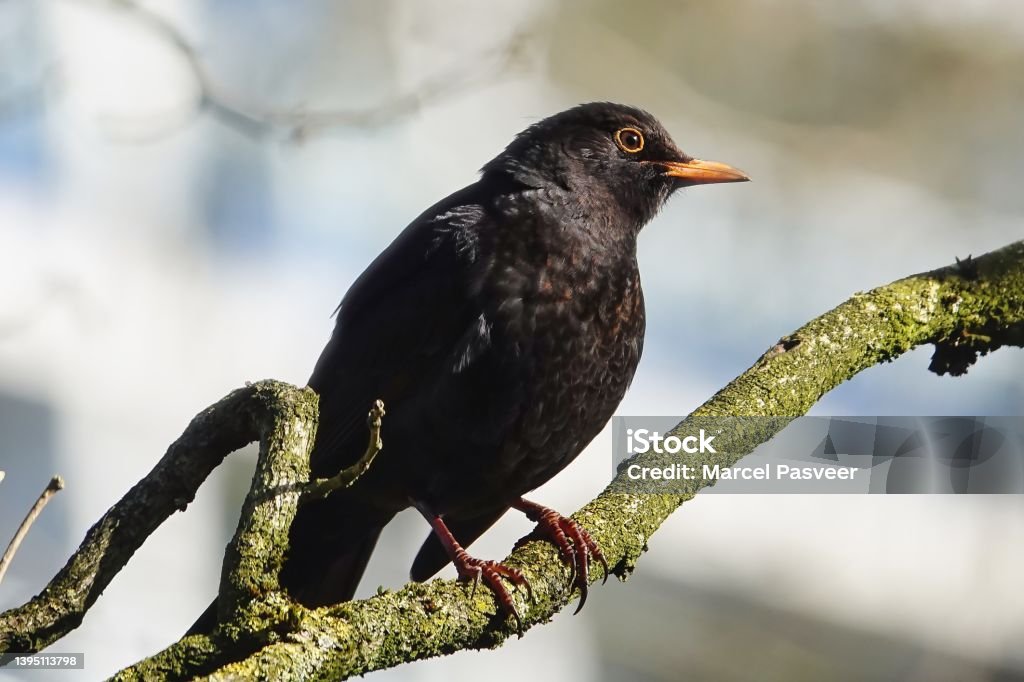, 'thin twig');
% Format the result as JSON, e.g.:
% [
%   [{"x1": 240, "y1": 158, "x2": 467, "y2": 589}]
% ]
[
  {"x1": 85, "y1": 0, "x2": 531, "y2": 142},
  {"x1": 303, "y1": 399, "x2": 386, "y2": 502},
  {"x1": 0, "y1": 476, "x2": 65, "y2": 585}
]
